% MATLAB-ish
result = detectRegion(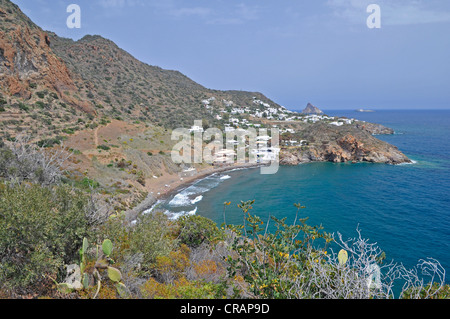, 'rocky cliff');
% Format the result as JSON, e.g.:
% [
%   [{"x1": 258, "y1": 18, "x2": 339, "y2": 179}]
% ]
[
  {"x1": 0, "y1": 0, "x2": 93, "y2": 113},
  {"x1": 279, "y1": 122, "x2": 409, "y2": 165}
]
